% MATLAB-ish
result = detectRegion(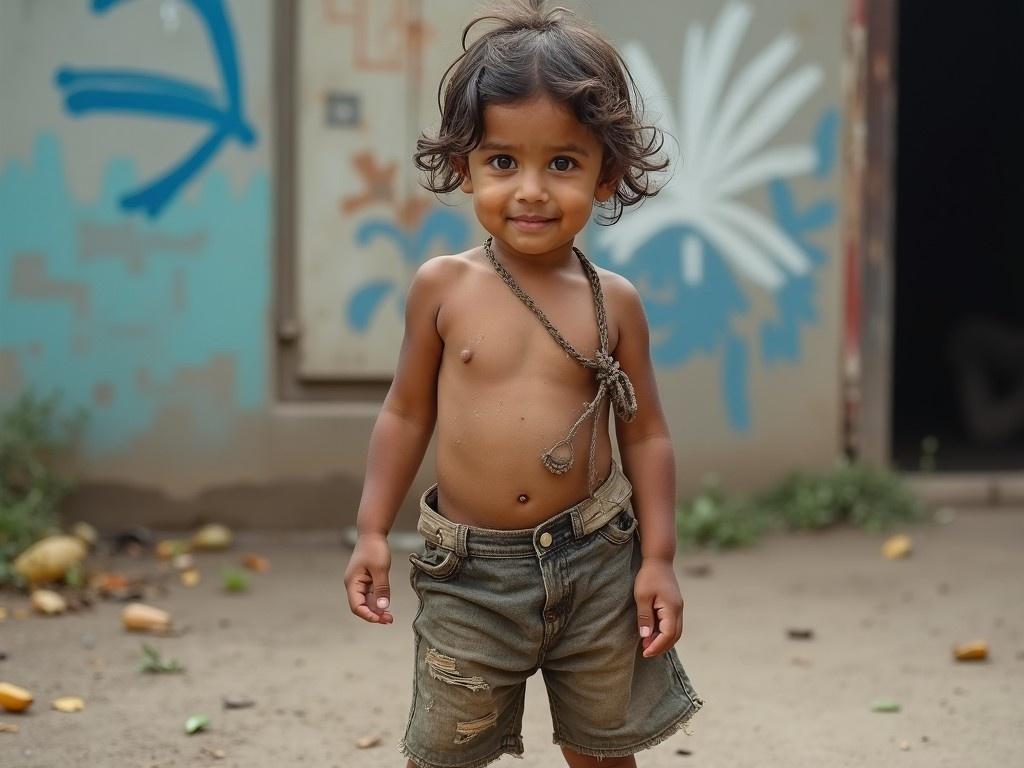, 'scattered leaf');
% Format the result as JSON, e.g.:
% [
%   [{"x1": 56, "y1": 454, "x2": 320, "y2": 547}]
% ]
[
  {"x1": 200, "y1": 746, "x2": 226, "y2": 759},
  {"x1": 683, "y1": 563, "x2": 711, "y2": 578},
  {"x1": 52, "y1": 696, "x2": 84, "y2": 713},
  {"x1": 0, "y1": 683, "x2": 33, "y2": 713},
  {"x1": 185, "y1": 714, "x2": 210, "y2": 734},
  {"x1": 0, "y1": 722, "x2": 19, "y2": 733},
  {"x1": 192, "y1": 524, "x2": 233, "y2": 551},
  {"x1": 953, "y1": 640, "x2": 988, "y2": 662},
  {"x1": 140, "y1": 643, "x2": 185, "y2": 674},
  {"x1": 882, "y1": 534, "x2": 912, "y2": 560},
  {"x1": 242, "y1": 554, "x2": 269, "y2": 573},
  {"x1": 122, "y1": 603, "x2": 171, "y2": 633},
  {"x1": 0, "y1": 607, "x2": 6, "y2": 622},
  {"x1": 31, "y1": 589, "x2": 66, "y2": 616},
  {"x1": 787, "y1": 628, "x2": 814, "y2": 640},
  {"x1": 221, "y1": 568, "x2": 249, "y2": 593},
  {"x1": 871, "y1": 699, "x2": 901, "y2": 713},
  {"x1": 355, "y1": 735, "x2": 382, "y2": 749}
]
